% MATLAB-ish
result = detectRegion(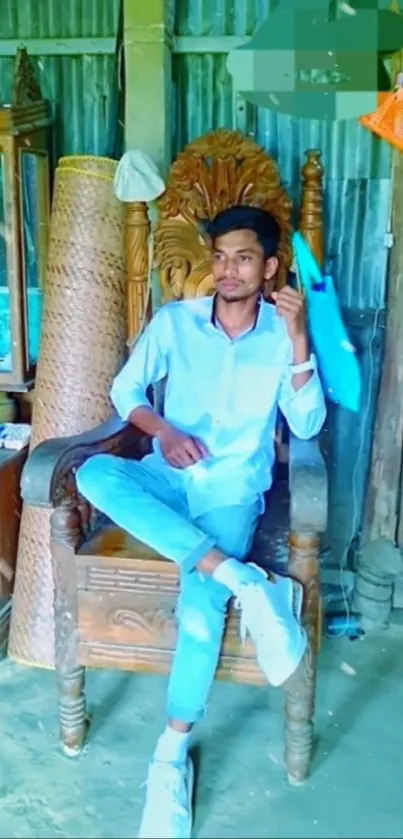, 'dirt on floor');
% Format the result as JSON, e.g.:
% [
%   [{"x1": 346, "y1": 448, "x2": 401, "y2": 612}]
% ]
[{"x1": 1, "y1": 630, "x2": 403, "y2": 839}]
